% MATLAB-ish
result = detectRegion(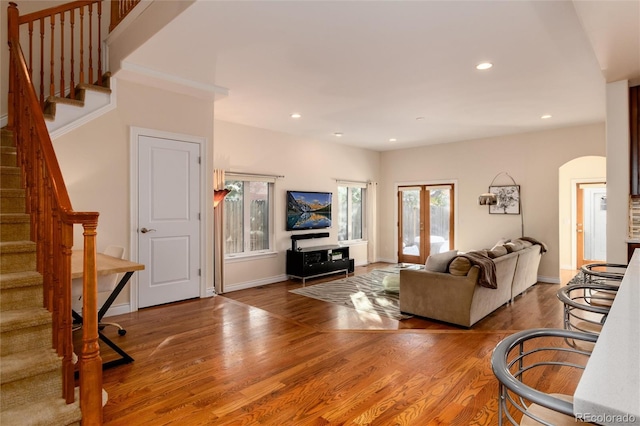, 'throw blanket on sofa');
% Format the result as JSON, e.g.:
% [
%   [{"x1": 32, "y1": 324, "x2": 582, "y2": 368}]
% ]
[
  {"x1": 520, "y1": 236, "x2": 548, "y2": 254},
  {"x1": 458, "y1": 252, "x2": 497, "y2": 289}
]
